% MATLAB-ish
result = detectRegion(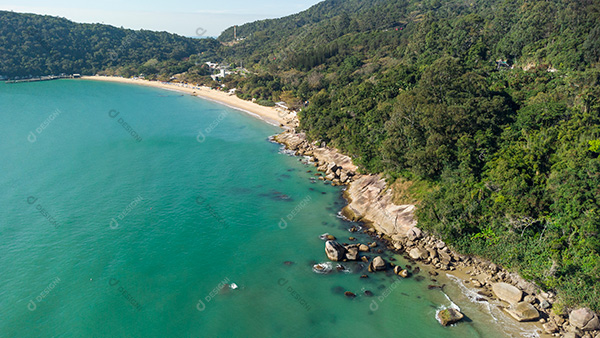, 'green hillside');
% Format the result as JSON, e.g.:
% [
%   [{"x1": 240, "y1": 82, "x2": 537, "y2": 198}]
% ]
[
  {"x1": 215, "y1": 0, "x2": 600, "y2": 312},
  {"x1": 0, "y1": 11, "x2": 219, "y2": 78},
  {"x1": 1, "y1": 0, "x2": 599, "y2": 312}
]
